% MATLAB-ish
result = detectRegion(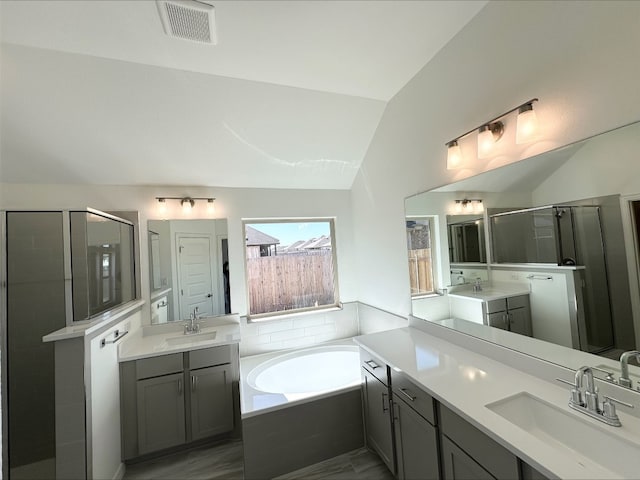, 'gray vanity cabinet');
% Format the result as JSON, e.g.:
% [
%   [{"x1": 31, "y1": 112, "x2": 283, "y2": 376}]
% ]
[
  {"x1": 137, "y1": 372, "x2": 186, "y2": 454},
  {"x1": 391, "y1": 371, "x2": 439, "y2": 480},
  {"x1": 360, "y1": 349, "x2": 395, "y2": 473},
  {"x1": 121, "y1": 345, "x2": 236, "y2": 460},
  {"x1": 485, "y1": 295, "x2": 532, "y2": 337},
  {"x1": 189, "y1": 363, "x2": 233, "y2": 441},
  {"x1": 439, "y1": 403, "x2": 520, "y2": 480}
]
